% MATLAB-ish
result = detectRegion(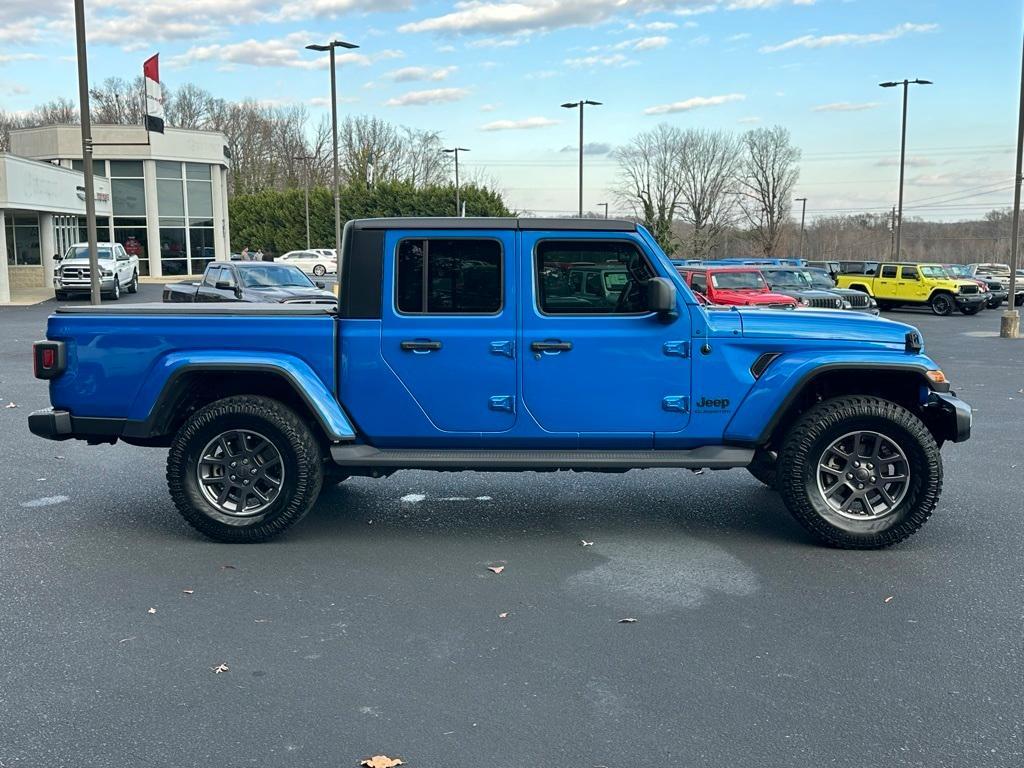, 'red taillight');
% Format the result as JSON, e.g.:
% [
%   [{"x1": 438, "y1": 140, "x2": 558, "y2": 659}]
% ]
[{"x1": 33, "y1": 341, "x2": 66, "y2": 380}]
